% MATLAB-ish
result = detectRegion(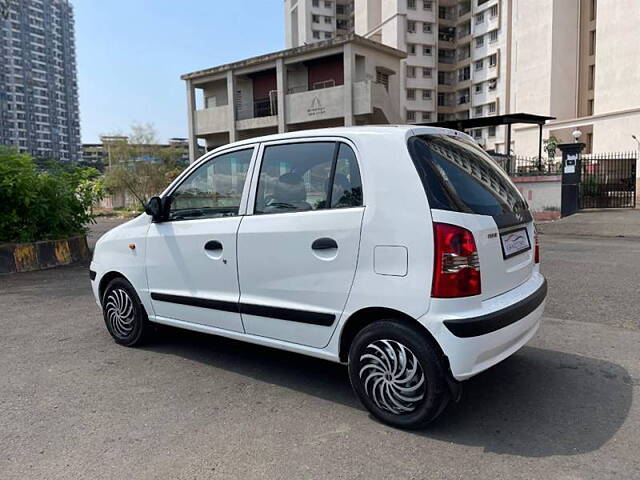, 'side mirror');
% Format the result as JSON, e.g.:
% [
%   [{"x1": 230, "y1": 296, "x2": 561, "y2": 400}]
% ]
[{"x1": 144, "y1": 196, "x2": 164, "y2": 222}]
